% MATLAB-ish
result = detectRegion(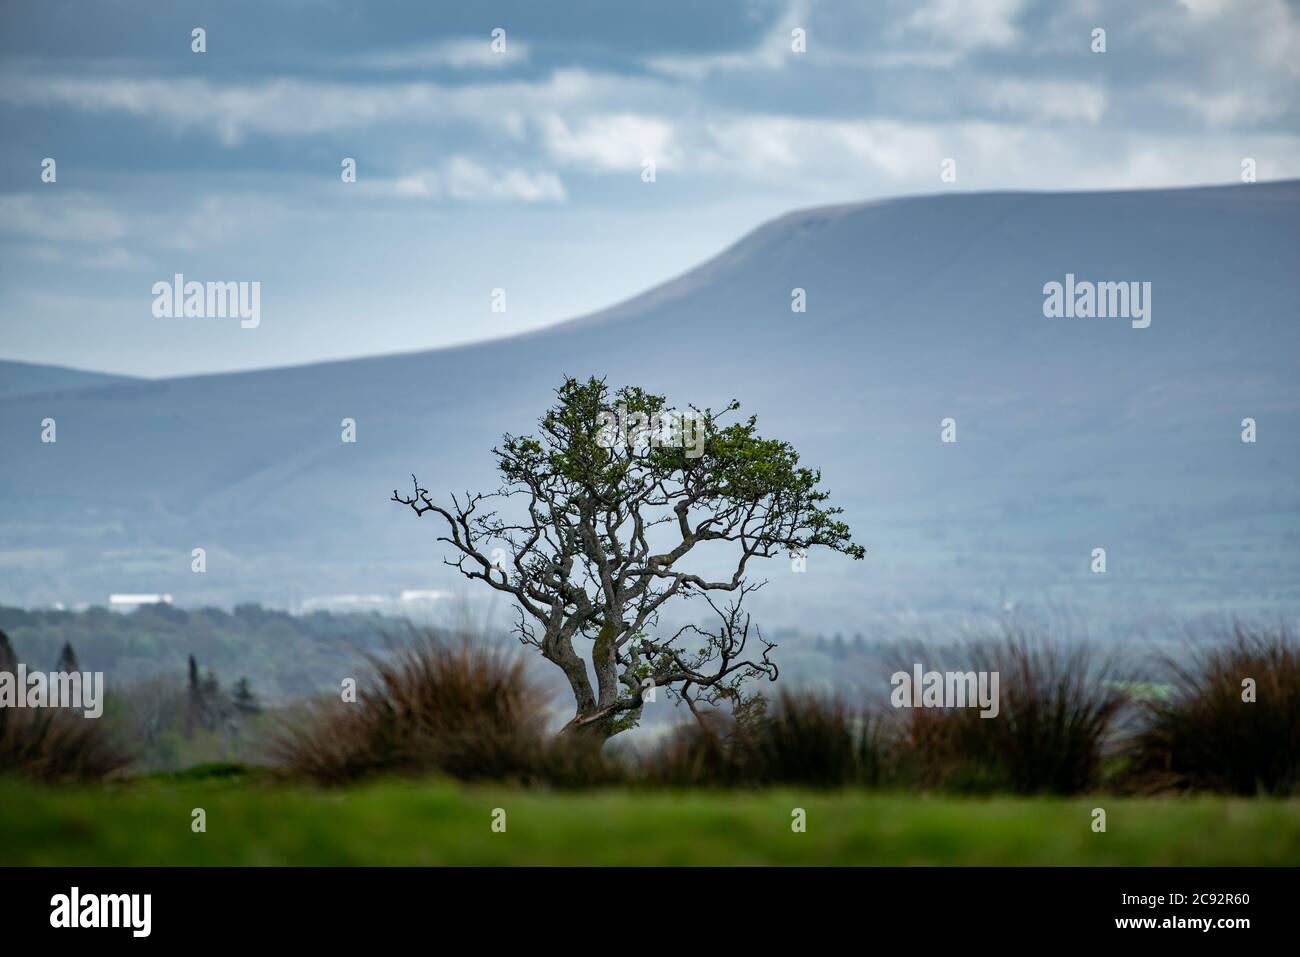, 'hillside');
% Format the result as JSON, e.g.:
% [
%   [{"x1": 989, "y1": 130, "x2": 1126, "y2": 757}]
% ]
[
  {"x1": 0, "y1": 360, "x2": 138, "y2": 399},
  {"x1": 1, "y1": 181, "x2": 1297, "y2": 631}
]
